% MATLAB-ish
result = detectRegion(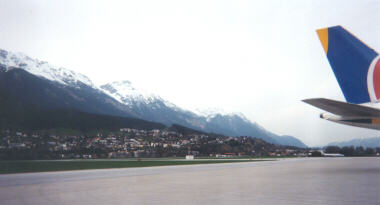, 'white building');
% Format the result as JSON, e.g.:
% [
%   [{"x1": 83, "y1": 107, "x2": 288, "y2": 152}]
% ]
[{"x1": 185, "y1": 155, "x2": 194, "y2": 160}]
